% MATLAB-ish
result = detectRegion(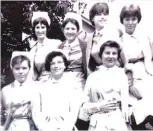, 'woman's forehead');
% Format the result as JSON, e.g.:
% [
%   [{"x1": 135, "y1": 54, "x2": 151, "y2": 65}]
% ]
[
  {"x1": 104, "y1": 46, "x2": 119, "y2": 51},
  {"x1": 12, "y1": 60, "x2": 29, "y2": 67}
]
